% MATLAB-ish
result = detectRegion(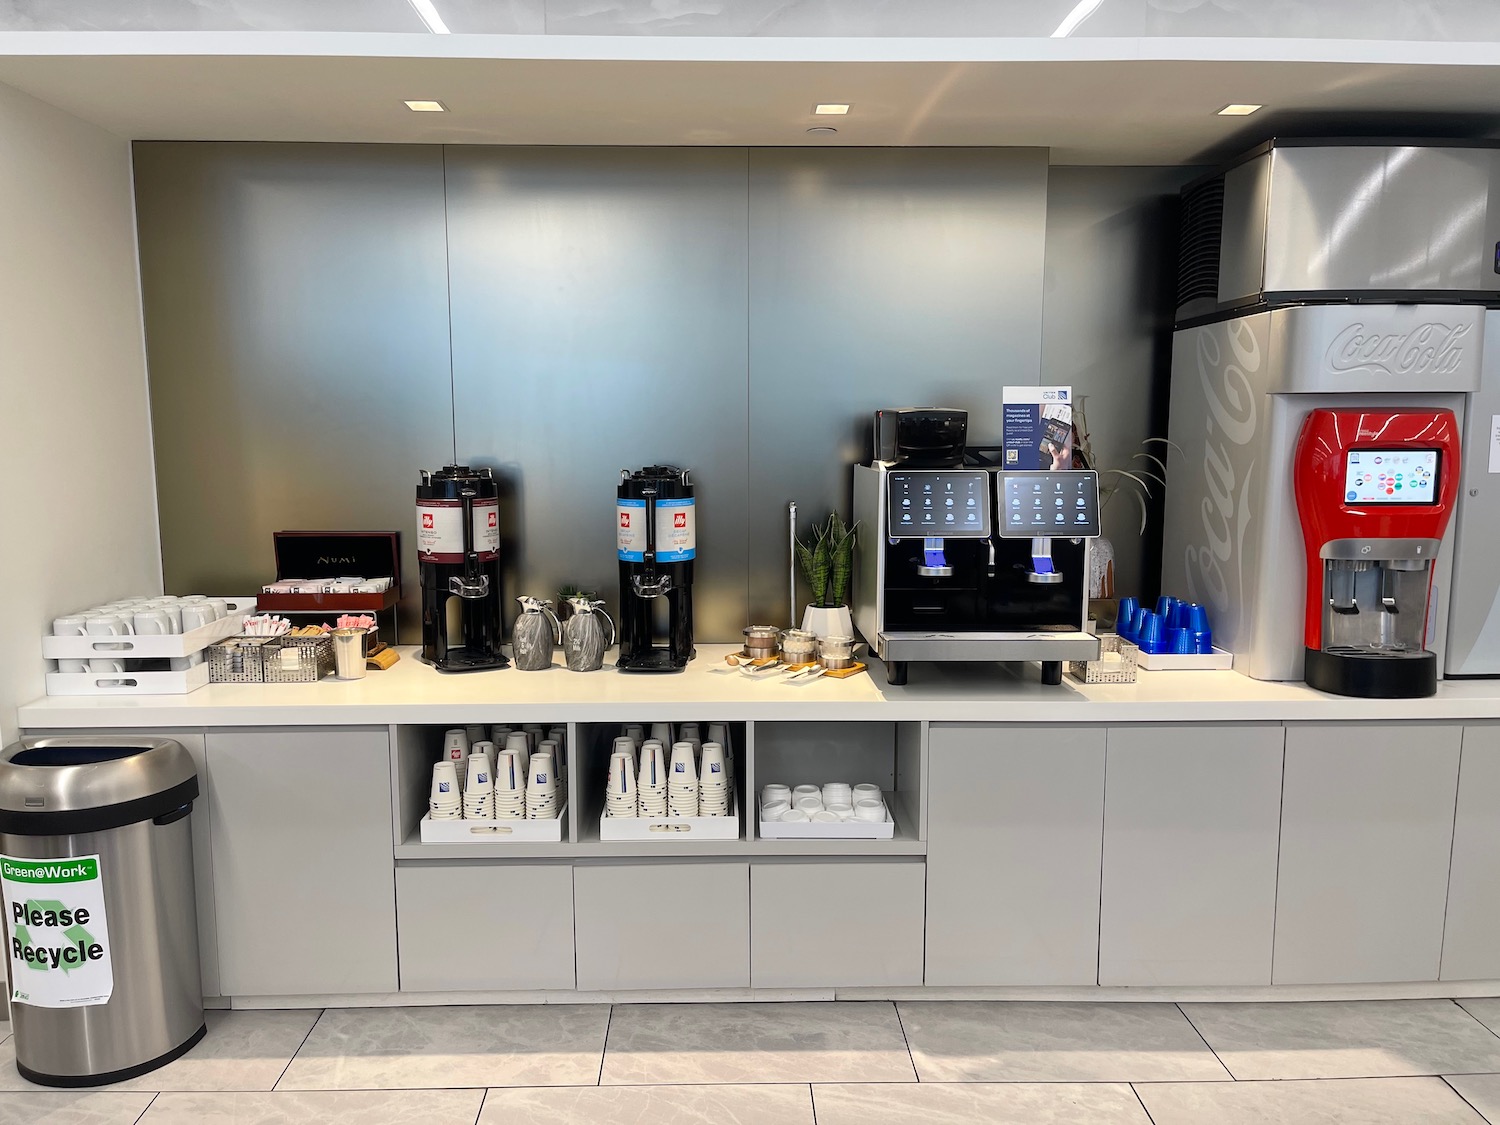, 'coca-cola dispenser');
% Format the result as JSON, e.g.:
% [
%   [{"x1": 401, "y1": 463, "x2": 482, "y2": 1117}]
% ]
[
  {"x1": 1293, "y1": 409, "x2": 1460, "y2": 698},
  {"x1": 417, "y1": 464, "x2": 507, "y2": 672}
]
